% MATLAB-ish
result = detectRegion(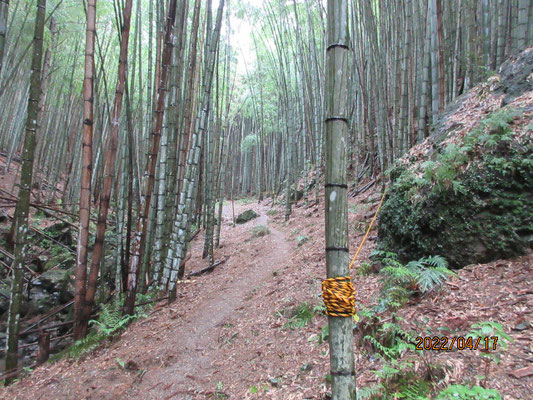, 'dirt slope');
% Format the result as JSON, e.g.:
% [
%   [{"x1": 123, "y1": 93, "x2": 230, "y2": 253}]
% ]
[
  {"x1": 1, "y1": 202, "x2": 296, "y2": 399},
  {"x1": 1, "y1": 192, "x2": 532, "y2": 399}
]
